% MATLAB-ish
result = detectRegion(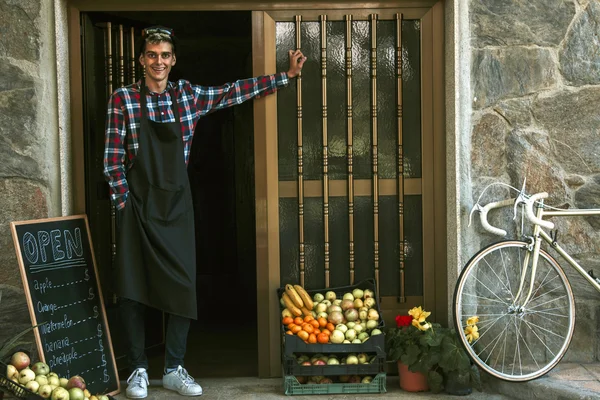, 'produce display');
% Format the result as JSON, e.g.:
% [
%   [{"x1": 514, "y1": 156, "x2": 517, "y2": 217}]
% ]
[
  {"x1": 293, "y1": 374, "x2": 377, "y2": 385},
  {"x1": 1, "y1": 351, "x2": 108, "y2": 400},
  {"x1": 280, "y1": 285, "x2": 382, "y2": 344},
  {"x1": 293, "y1": 353, "x2": 378, "y2": 367}
]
